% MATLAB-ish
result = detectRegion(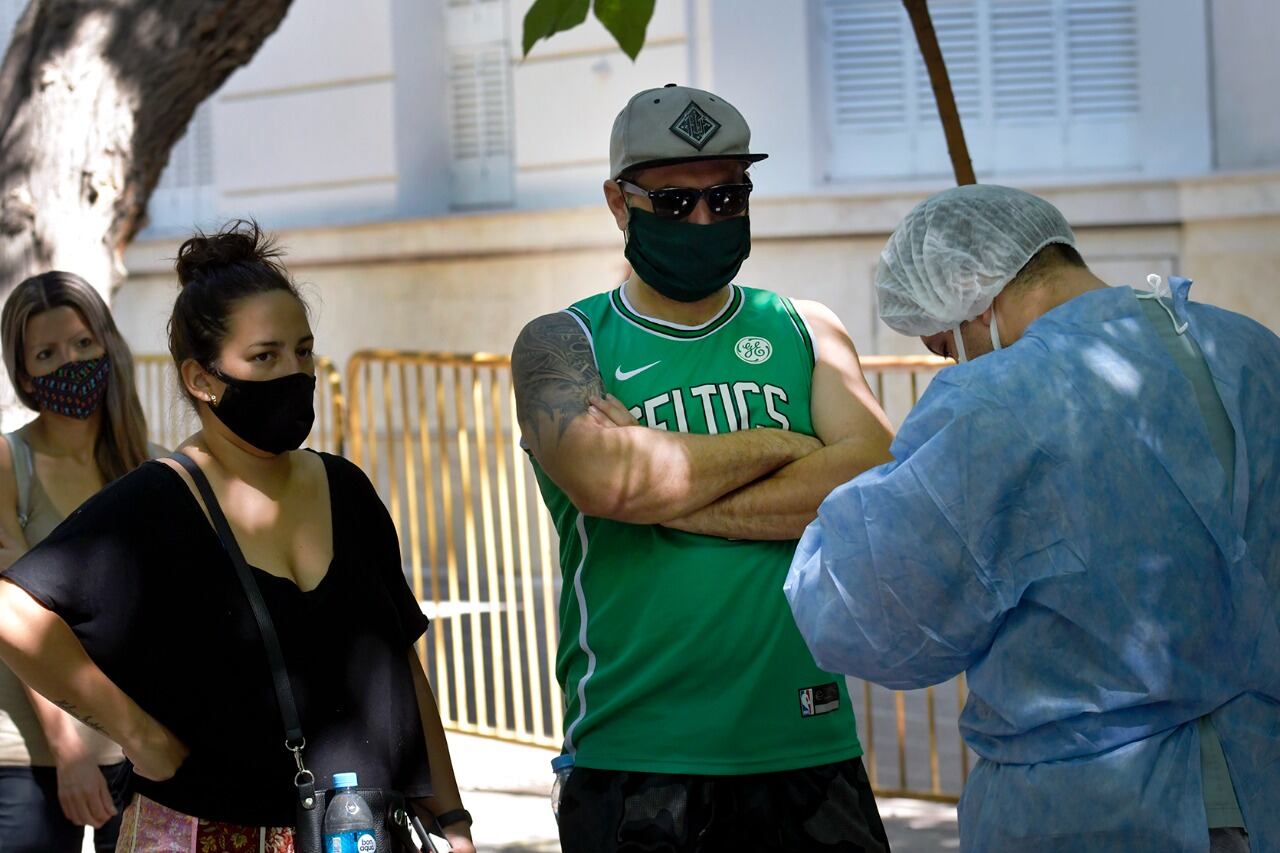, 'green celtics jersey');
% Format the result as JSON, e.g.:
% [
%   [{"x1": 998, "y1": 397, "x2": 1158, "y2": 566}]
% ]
[{"x1": 529, "y1": 283, "x2": 862, "y2": 774}]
